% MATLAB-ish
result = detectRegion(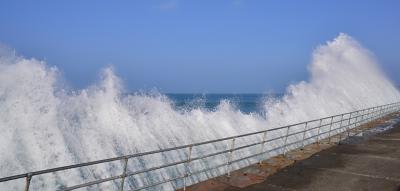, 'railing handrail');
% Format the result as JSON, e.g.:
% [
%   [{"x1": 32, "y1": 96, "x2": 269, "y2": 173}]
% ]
[{"x1": 1, "y1": 101, "x2": 399, "y2": 190}]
